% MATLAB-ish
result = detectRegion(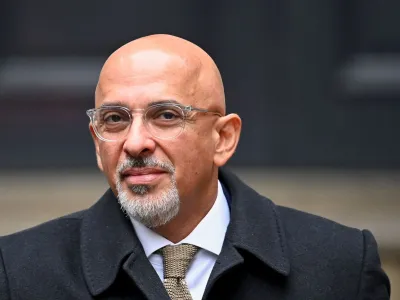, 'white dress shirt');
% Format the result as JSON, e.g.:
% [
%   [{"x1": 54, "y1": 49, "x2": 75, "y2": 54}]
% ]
[{"x1": 131, "y1": 181, "x2": 230, "y2": 300}]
